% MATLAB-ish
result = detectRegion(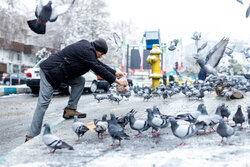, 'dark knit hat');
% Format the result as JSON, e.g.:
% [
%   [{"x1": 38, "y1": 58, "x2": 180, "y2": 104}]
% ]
[{"x1": 93, "y1": 38, "x2": 108, "y2": 54}]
